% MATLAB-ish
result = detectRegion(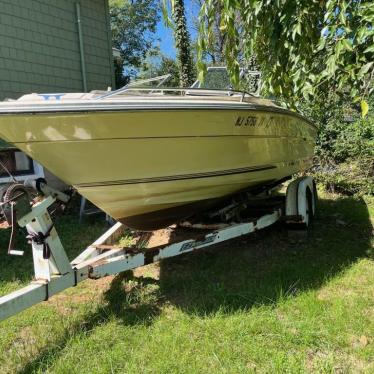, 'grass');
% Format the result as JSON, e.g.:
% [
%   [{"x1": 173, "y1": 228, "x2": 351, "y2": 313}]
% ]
[{"x1": 0, "y1": 191, "x2": 373, "y2": 373}]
